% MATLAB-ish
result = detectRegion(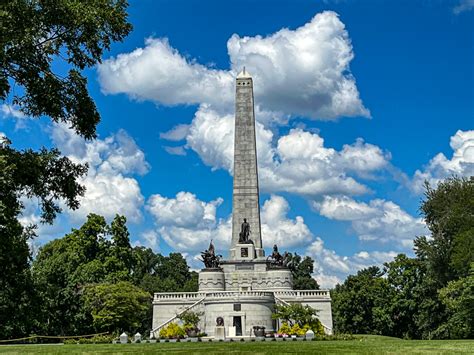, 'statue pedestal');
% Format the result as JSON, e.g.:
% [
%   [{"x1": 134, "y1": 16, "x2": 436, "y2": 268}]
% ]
[
  {"x1": 215, "y1": 326, "x2": 225, "y2": 340},
  {"x1": 233, "y1": 243, "x2": 256, "y2": 261}
]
